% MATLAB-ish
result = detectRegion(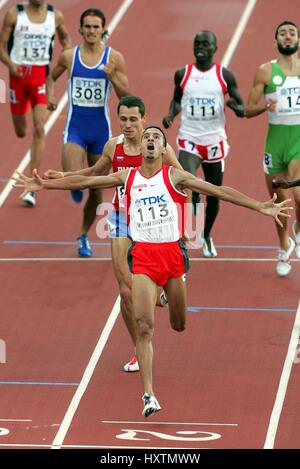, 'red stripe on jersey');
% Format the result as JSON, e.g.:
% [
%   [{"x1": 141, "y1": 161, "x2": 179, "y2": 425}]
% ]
[
  {"x1": 112, "y1": 140, "x2": 142, "y2": 210},
  {"x1": 162, "y1": 165, "x2": 187, "y2": 237},
  {"x1": 180, "y1": 63, "x2": 193, "y2": 91},
  {"x1": 215, "y1": 64, "x2": 227, "y2": 95},
  {"x1": 124, "y1": 167, "x2": 138, "y2": 225}
]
